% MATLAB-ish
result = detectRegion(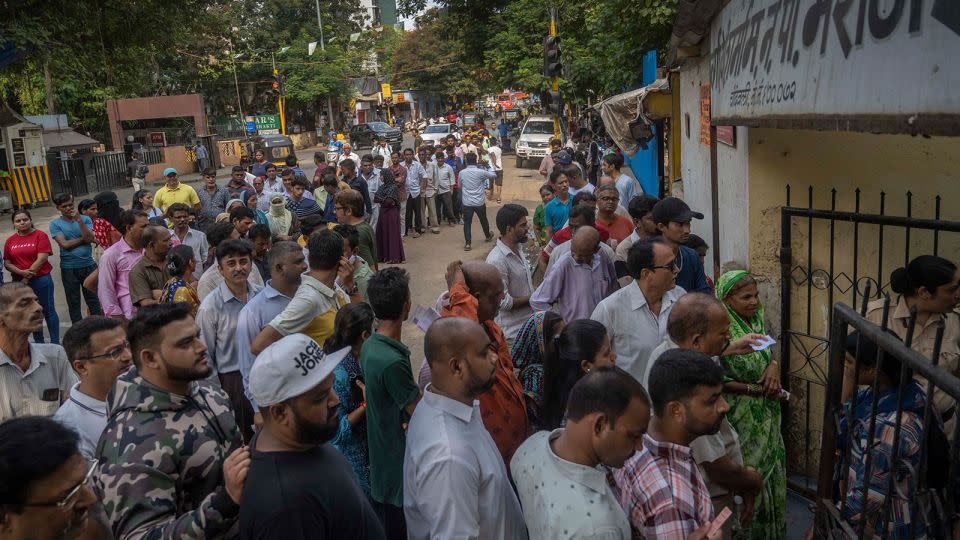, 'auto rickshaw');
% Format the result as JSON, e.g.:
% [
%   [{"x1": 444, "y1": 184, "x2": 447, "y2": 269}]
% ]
[{"x1": 240, "y1": 134, "x2": 297, "y2": 169}]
